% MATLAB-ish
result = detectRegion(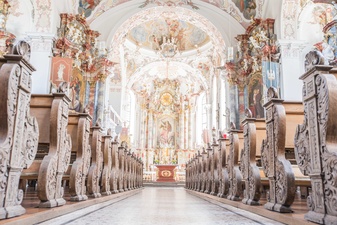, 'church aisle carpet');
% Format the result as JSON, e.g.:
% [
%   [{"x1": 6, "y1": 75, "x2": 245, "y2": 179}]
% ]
[{"x1": 40, "y1": 187, "x2": 283, "y2": 225}]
